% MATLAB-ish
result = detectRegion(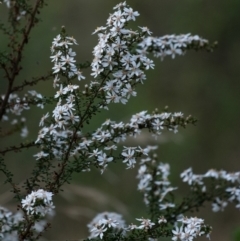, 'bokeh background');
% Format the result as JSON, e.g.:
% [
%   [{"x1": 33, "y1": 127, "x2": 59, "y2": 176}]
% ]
[{"x1": 0, "y1": 0, "x2": 240, "y2": 240}]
